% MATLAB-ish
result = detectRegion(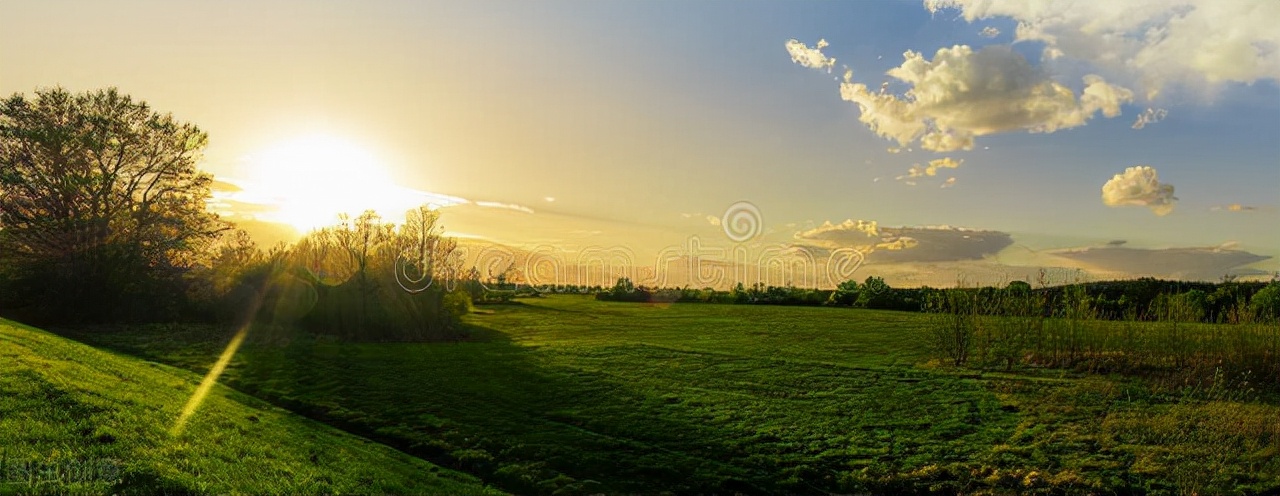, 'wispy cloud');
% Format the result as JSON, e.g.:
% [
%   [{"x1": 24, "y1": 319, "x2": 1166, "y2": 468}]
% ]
[
  {"x1": 211, "y1": 176, "x2": 534, "y2": 225},
  {"x1": 835, "y1": 45, "x2": 1132, "y2": 151},
  {"x1": 785, "y1": 38, "x2": 837, "y2": 73},
  {"x1": 474, "y1": 201, "x2": 536, "y2": 214},
  {"x1": 978, "y1": 26, "x2": 1000, "y2": 38},
  {"x1": 1101, "y1": 166, "x2": 1177, "y2": 216},
  {"x1": 1211, "y1": 204, "x2": 1260, "y2": 212},
  {"x1": 1131, "y1": 108, "x2": 1168, "y2": 129}
]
